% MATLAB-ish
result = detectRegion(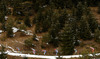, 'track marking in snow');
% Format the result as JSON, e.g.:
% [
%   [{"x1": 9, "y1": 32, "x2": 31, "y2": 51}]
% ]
[
  {"x1": 11, "y1": 40, "x2": 24, "y2": 44},
  {"x1": 7, "y1": 46, "x2": 18, "y2": 53},
  {"x1": 0, "y1": 44, "x2": 18, "y2": 53}
]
